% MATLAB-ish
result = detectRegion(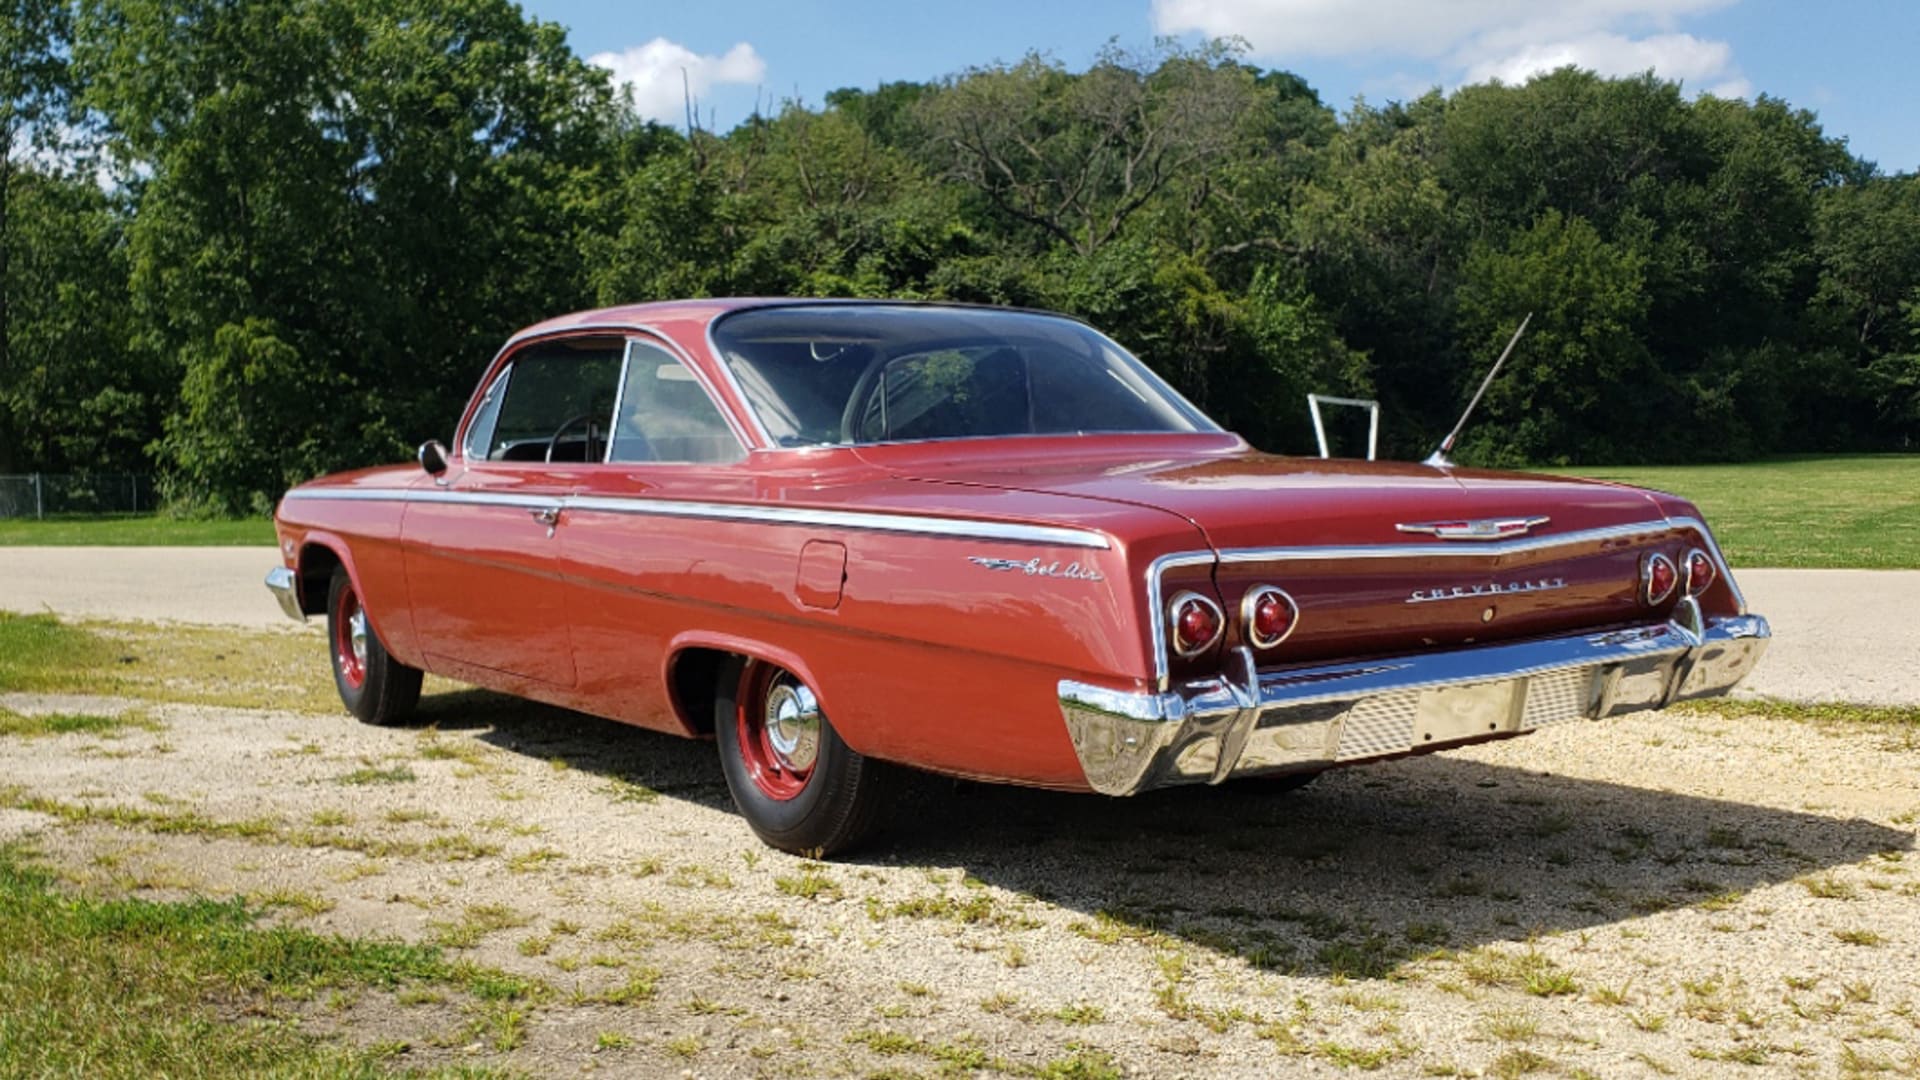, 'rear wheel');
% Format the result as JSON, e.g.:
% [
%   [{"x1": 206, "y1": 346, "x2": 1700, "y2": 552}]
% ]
[
  {"x1": 326, "y1": 566, "x2": 422, "y2": 726},
  {"x1": 715, "y1": 657, "x2": 895, "y2": 855}
]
